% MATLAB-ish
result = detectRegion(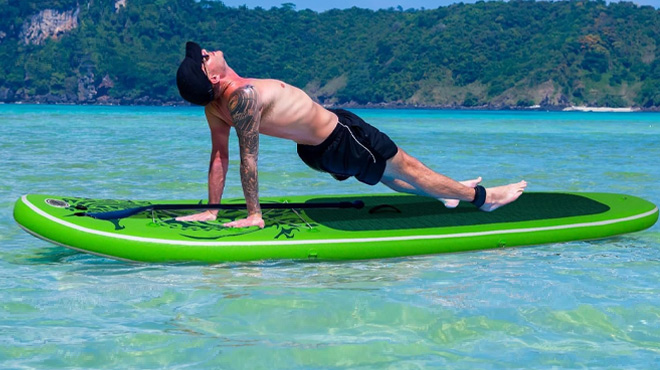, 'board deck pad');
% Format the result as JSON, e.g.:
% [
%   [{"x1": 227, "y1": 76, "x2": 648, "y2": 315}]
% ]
[
  {"x1": 14, "y1": 192, "x2": 658, "y2": 263},
  {"x1": 305, "y1": 193, "x2": 611, "y2": 231}
]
